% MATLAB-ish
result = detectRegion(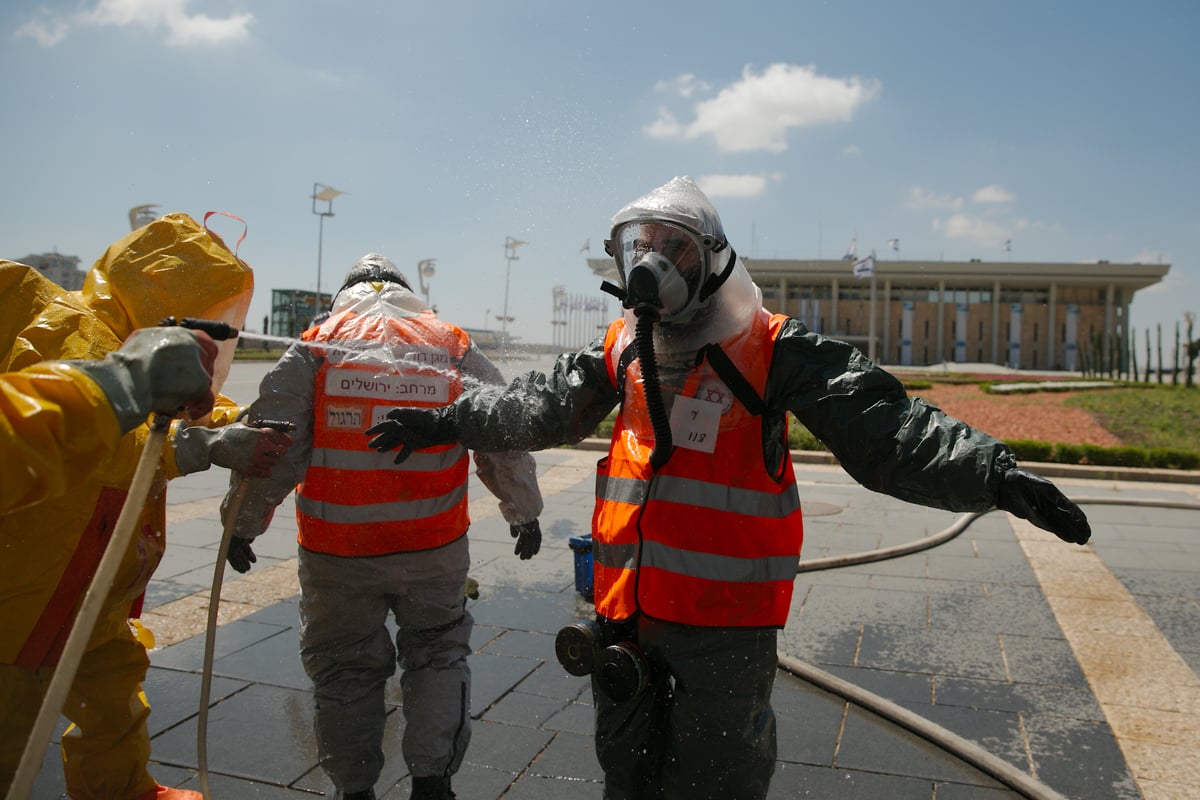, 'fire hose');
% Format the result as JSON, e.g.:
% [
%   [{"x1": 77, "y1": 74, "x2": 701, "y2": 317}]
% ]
[
  {"x1": 196, "y1": 419, "x2": 293, "y2": 800},
  {"x1": 779, "y1": 495, "x2": 1200, "y2": 800}
]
